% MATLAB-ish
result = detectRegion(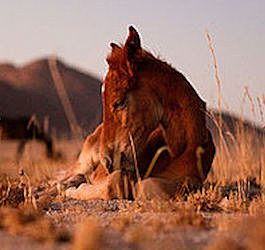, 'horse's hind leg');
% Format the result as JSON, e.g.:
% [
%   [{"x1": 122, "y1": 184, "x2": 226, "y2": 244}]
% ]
[
  {"x1": 16, "y1": 140, "x2": 26, "y2": 163},
  {"x1": 136, "y1": 177, "x2": 178, "y2": 200},
  {"x1": 158, "y1": 130, "x2": 215, "y2": 183}
]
